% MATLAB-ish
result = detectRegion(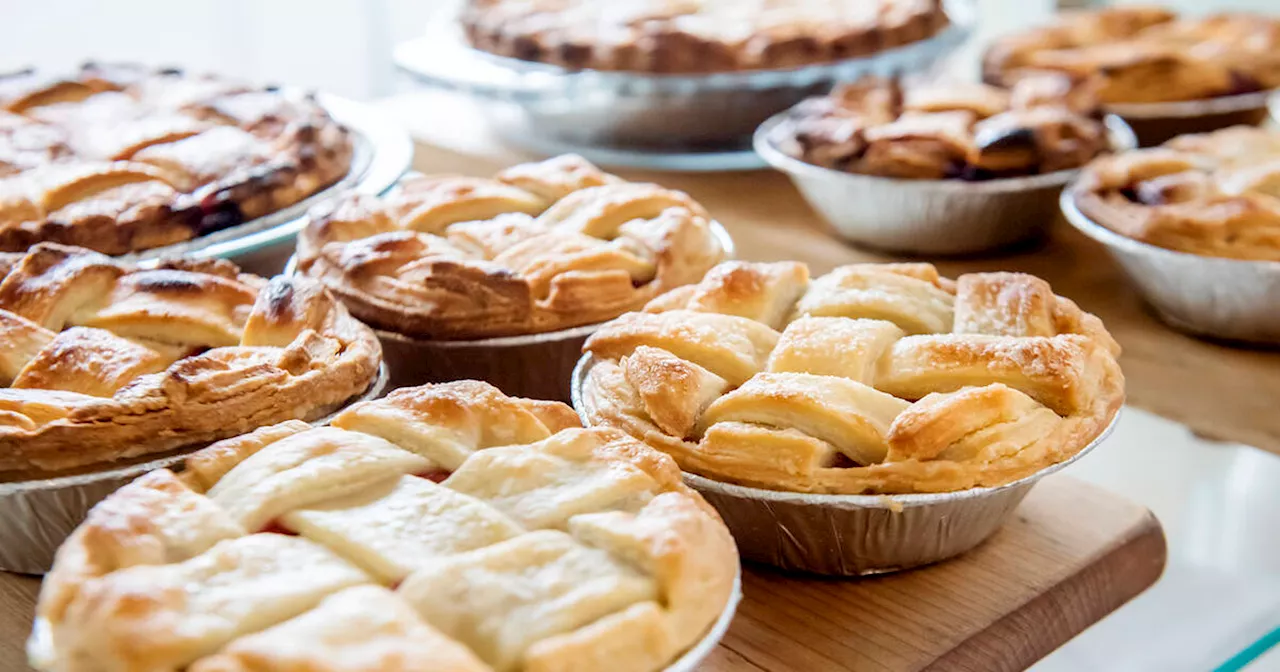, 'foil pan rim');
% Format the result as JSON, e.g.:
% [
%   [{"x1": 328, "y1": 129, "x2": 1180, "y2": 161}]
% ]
[{"x1": 1104, "y1": 88, "x2": 1277, "y2": 119}]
